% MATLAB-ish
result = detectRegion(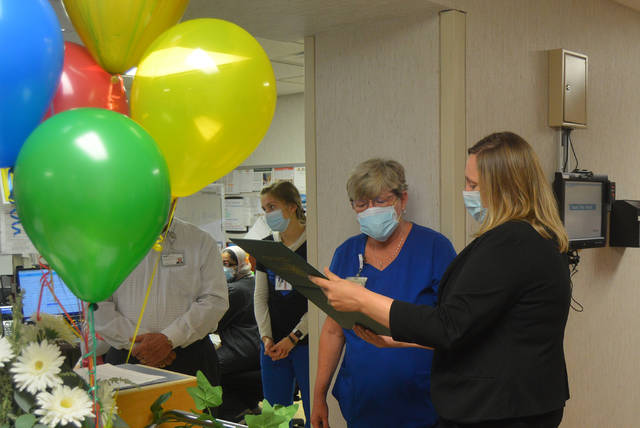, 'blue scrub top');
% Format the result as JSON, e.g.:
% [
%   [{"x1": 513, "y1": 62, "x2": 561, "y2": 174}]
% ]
[{"x1": 330, "y1": 223, "x2": 456, "y2": 428}]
